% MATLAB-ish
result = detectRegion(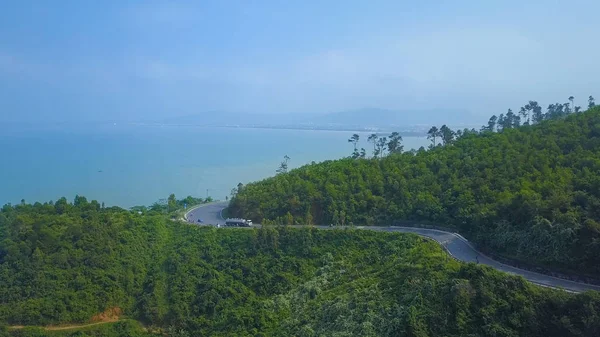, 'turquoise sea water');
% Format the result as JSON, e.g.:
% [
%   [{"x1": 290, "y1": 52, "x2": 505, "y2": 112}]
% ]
[{"x1": 0, "y1": 124, "x2": 428, "y2": 208}]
